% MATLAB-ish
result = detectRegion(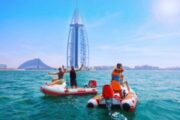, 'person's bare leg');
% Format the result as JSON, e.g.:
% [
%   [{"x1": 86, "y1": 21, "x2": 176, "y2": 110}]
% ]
[
  {"x1": 125, "y1": 81, "x2": 130, "y2": 92},
  {"x1": 51, "y1": 79, "x2": 58, "y2": 82},
  {"x1": 119, "y1": 90, "x2": 123, "y2": 99},
  {"x1": 48, "y1": 80, "x2": 60, "y2": 85},
  {"x1": 121, "y1": 75, "x2": 124, "y2": 87}
]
